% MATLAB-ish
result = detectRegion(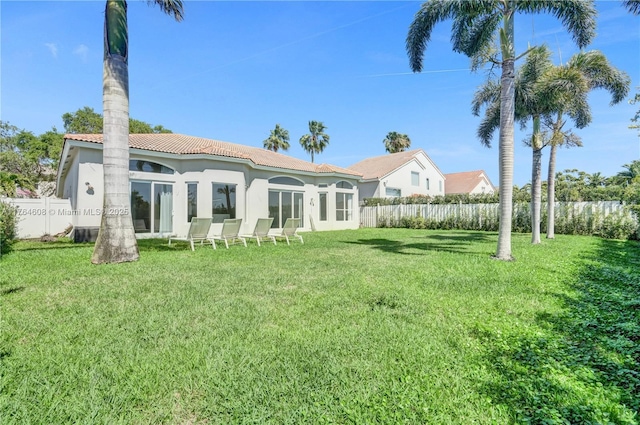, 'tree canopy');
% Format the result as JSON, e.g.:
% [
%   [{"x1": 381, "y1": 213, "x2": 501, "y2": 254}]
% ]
[
  {"x1": 62, "y1": 106, "x2": 172, "y2": 134},
  {"x1": 383, "y1": 132, "x2": 411, "y2": 153},
  {"x1": 0, "y1": 121, "x2": 63, "y2": 197},
  {"x1": 299, "y1": 121, "x2": 330, "y2": 163},
  {"x1": 263, "y1": 124, "x2": 290, "y2": 152}
]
